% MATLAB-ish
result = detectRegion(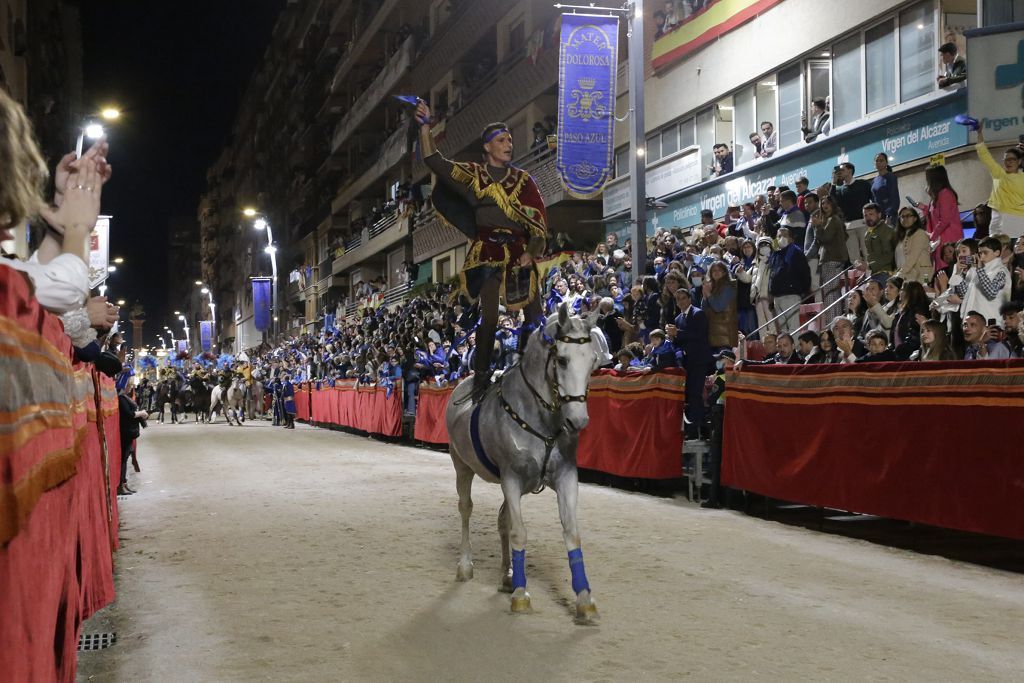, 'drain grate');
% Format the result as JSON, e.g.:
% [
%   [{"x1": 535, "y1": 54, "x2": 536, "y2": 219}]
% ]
[{"x1": 78, "y1": 632, "x2": 117, "y2": 651}]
